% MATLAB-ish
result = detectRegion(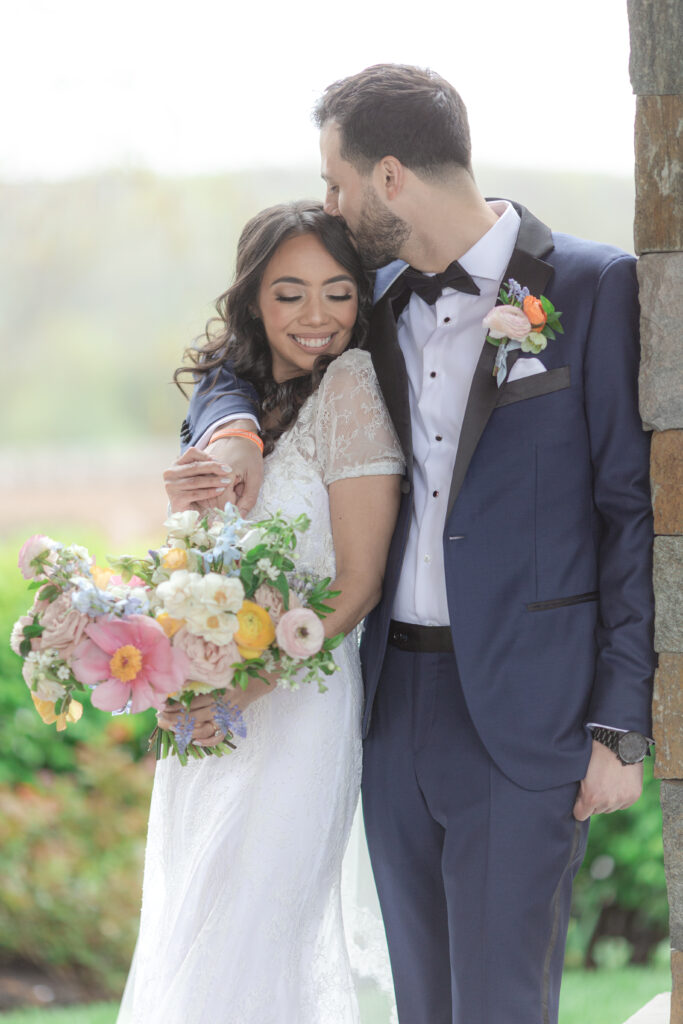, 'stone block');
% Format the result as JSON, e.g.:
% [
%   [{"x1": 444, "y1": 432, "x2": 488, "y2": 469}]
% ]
[
  {"x1": 652, "y1": 433, "x2": 683, "y2": 535},
  {"x1": 661, "y1": 782, "x2": 683, "y2": 951},
  {"x1": 654, "y1": 538, "x2": 683, "y2": 652},
  {"x1": 673, "y1": 949, "x2": 683, "y2": 1024},
  {"x1": 628, "y1": 0, "x2": 683, "y2": 94},
  {"x1": 638, "y1": 255, "x2": 683, "y2": 430},
  {"x1": 653, "y1": 655, "x2": 683, "y2": 779},
  {"x1": 634, "y1": 96, "x2": 683, "y2": 254}
]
